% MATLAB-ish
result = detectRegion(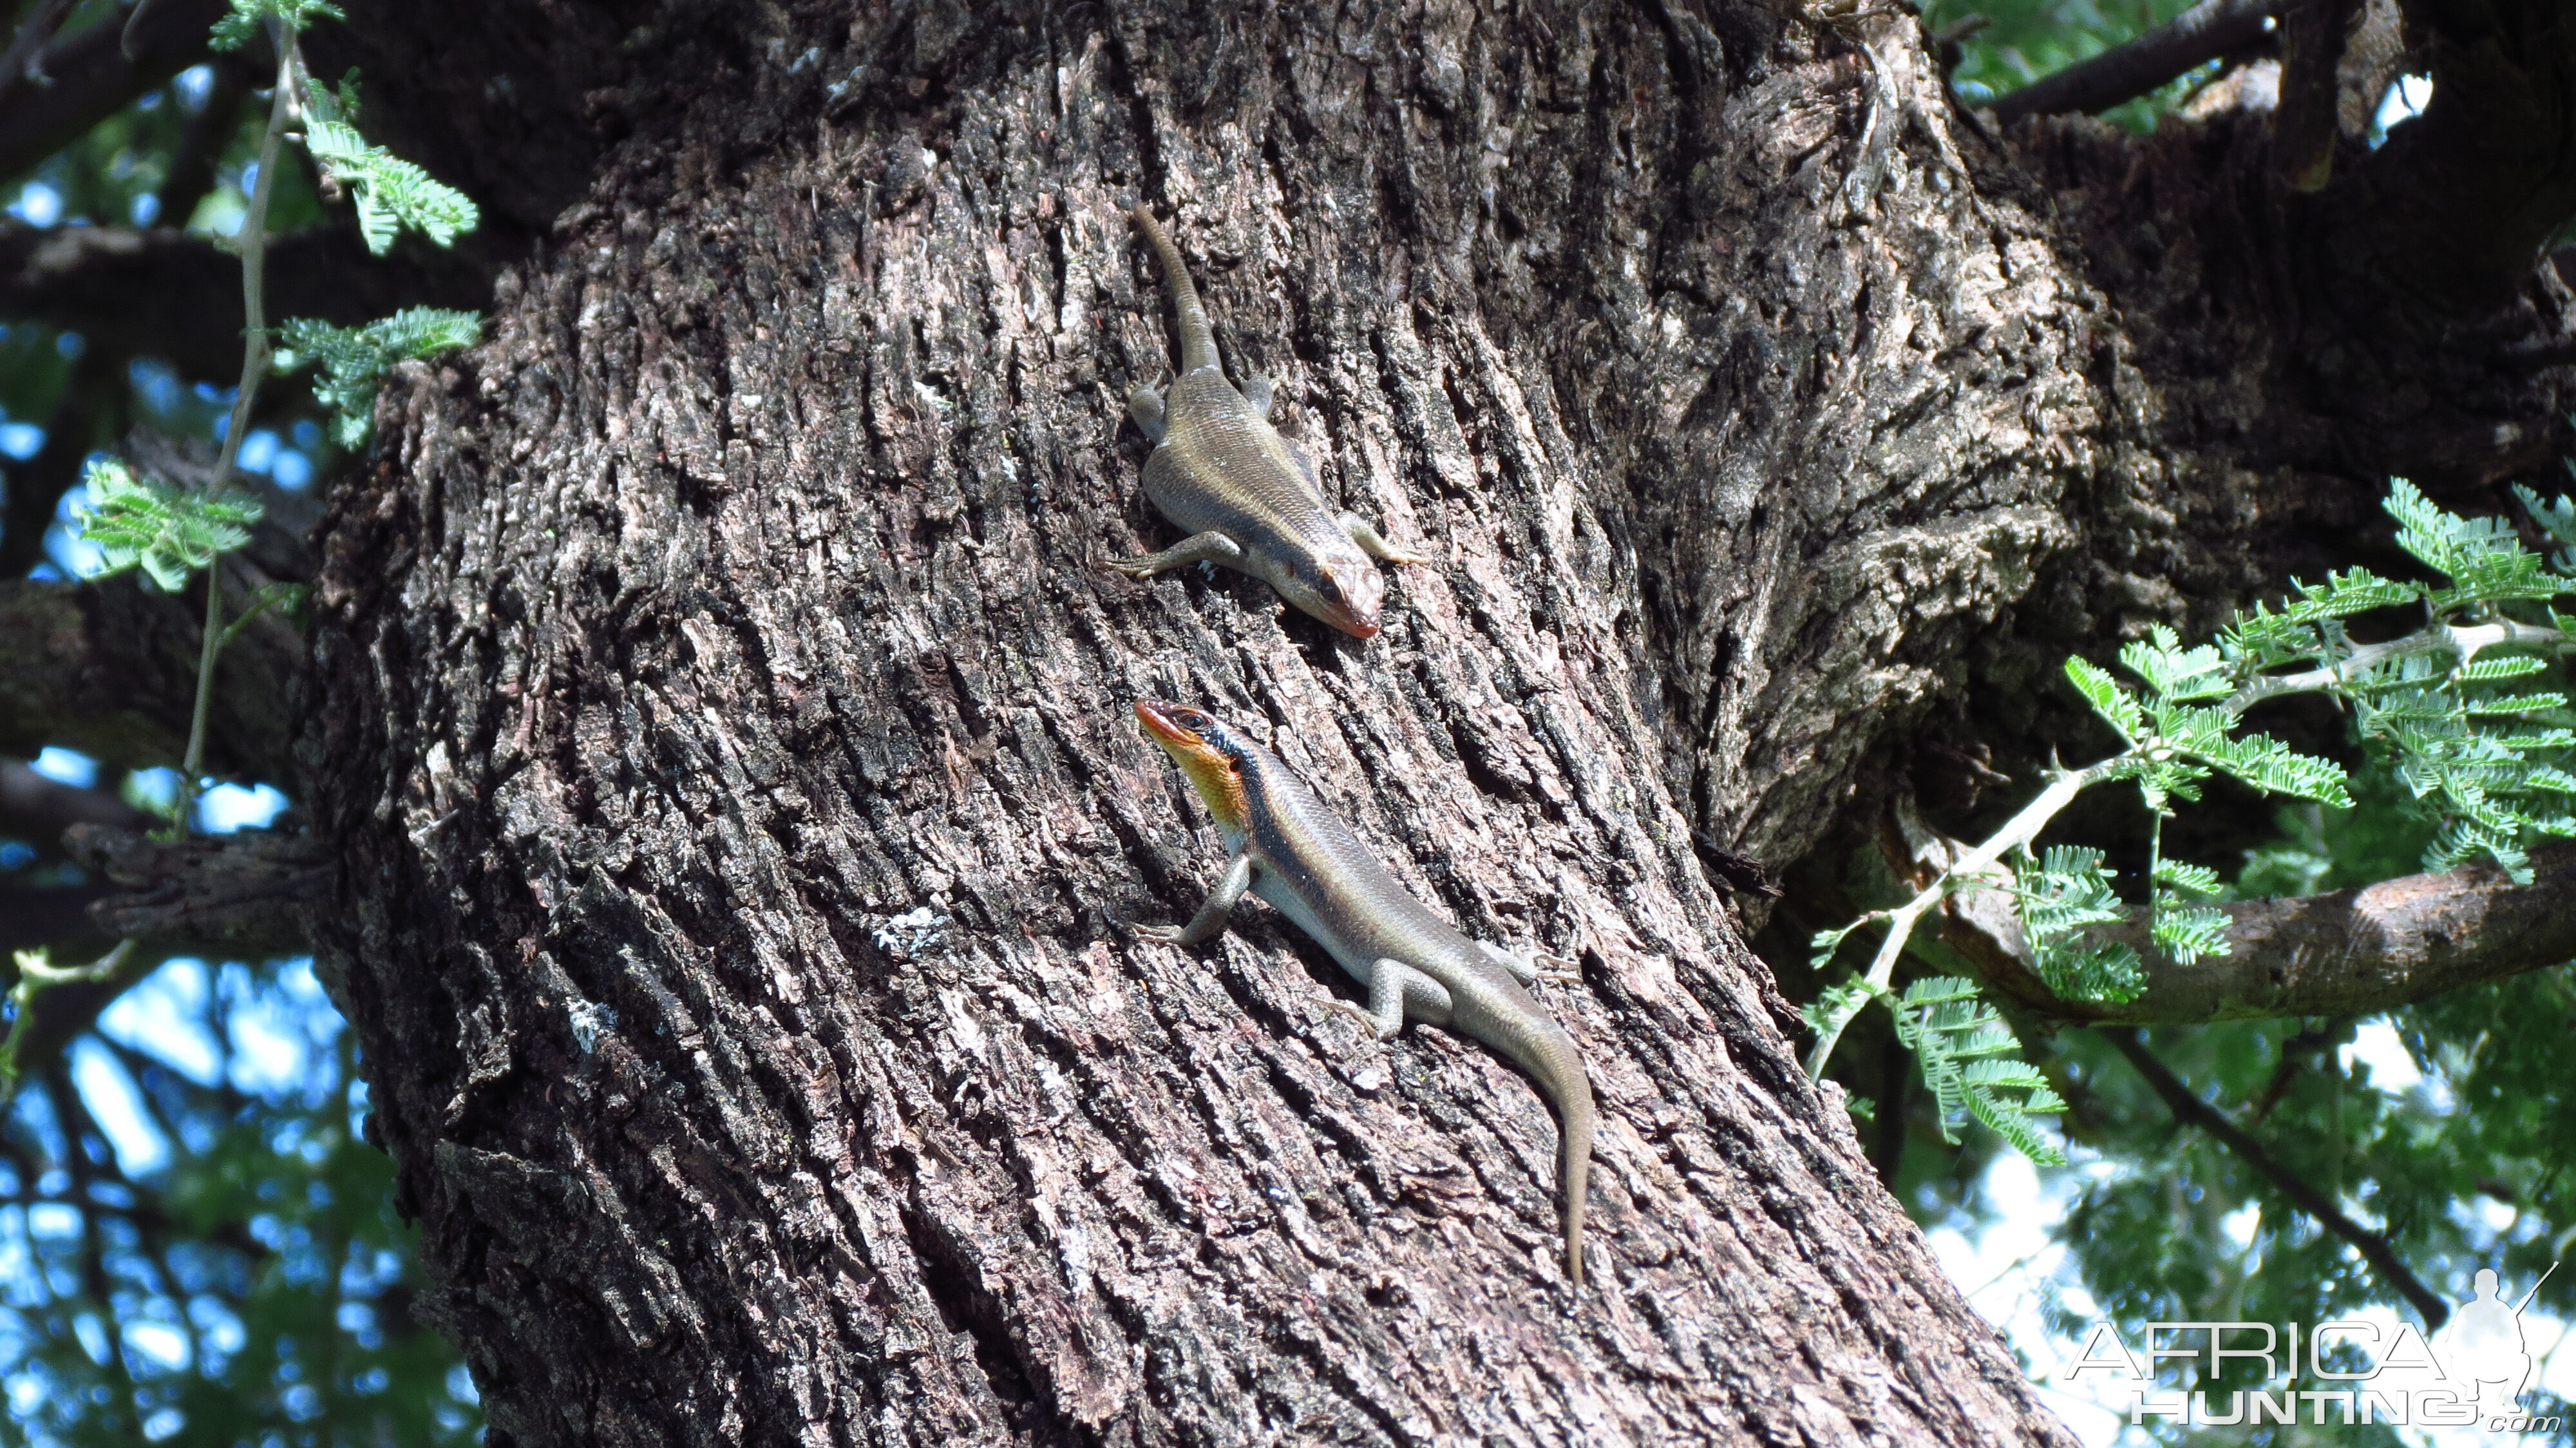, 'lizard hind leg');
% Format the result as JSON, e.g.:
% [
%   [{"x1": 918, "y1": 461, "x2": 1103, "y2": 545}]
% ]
[
  {"x1": 1323, "y1": 958, "x2": 1450, "y2": 1043},
  {"x1": 1341, "y1": 513, "x2": 1432, "y2": 566},
  {"x1": 1105, "y1": 529, "x2": 1244, "y2": 580},
  {"x1": 1242, "y1": 374, "x2": 1274, "y2": 420}
]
